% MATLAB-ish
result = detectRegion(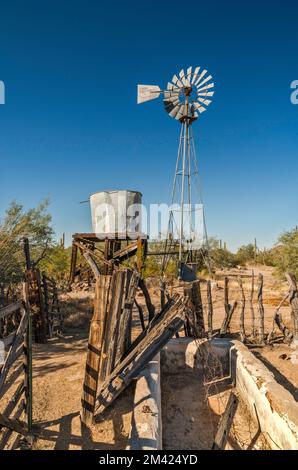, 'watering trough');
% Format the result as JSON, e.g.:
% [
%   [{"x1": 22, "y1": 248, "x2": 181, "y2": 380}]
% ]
[{"x1": 126, "y1": 338, "x2": 298, "y2": 450}]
